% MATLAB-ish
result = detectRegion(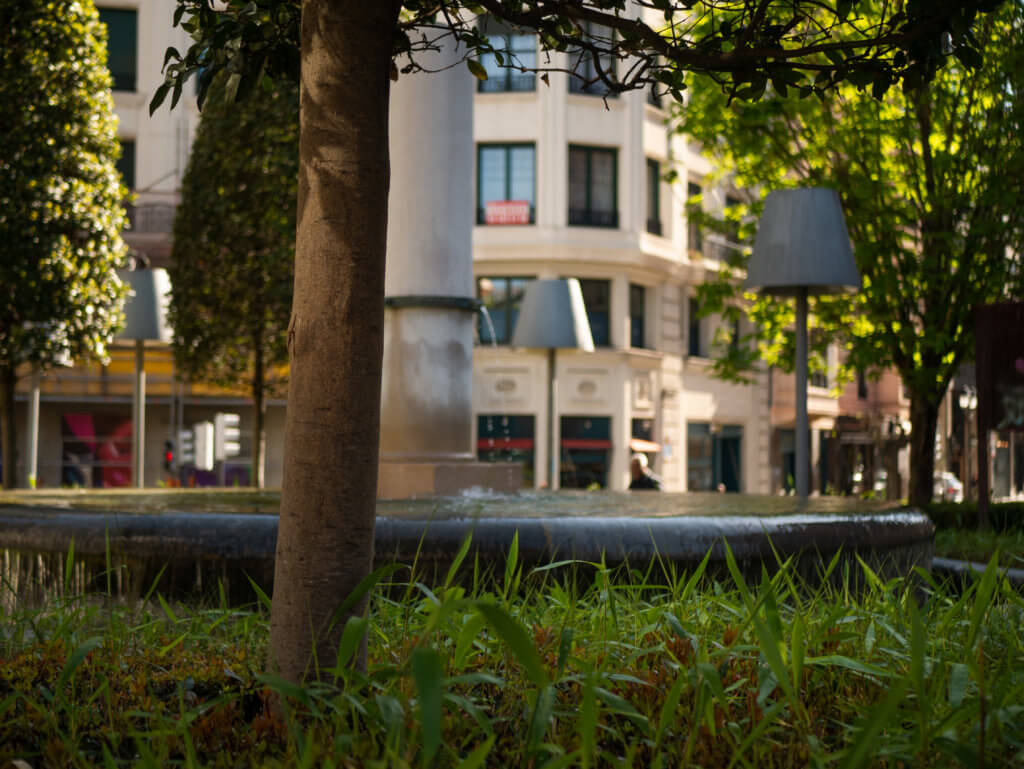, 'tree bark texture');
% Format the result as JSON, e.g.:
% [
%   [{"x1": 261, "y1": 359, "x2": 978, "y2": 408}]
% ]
[
  {"x1": 0, "y1": 365, "x2": 15, "y2": 490},
  {"x1": 908, "y1": 392, "x2": 939, "y2": 508},
  {"x1": 268, "y1": 0, "x2": 400, "y2": 682}
]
